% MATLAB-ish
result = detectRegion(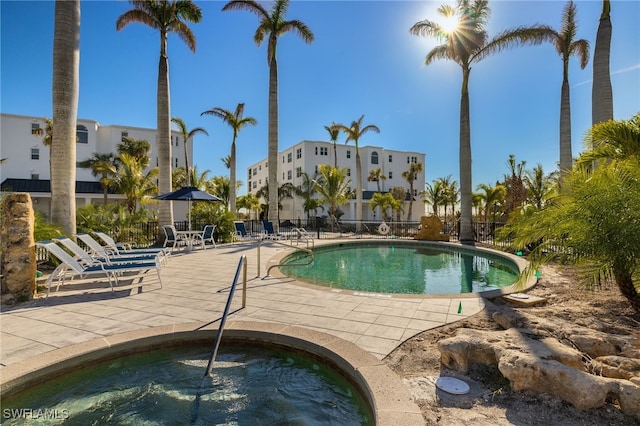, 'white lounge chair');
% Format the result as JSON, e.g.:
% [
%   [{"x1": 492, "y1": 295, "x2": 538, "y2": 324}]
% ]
[
  {"x1": 94, "y1": 231, "x2": 169, "y2": 256},
  {"x1": 38, "y1": 240, "x2": 162, "y2": 298},
  {"x1": 76, "y1": 233, "x2": 168, "y2": 264}
]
